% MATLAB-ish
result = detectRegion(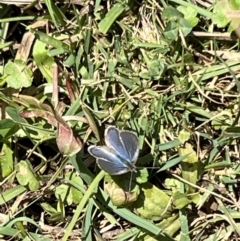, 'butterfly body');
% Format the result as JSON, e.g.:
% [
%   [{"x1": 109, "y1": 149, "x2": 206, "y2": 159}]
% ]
[{"x1": 88, "y1": 126, "x2": 139, "y2": 175}]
